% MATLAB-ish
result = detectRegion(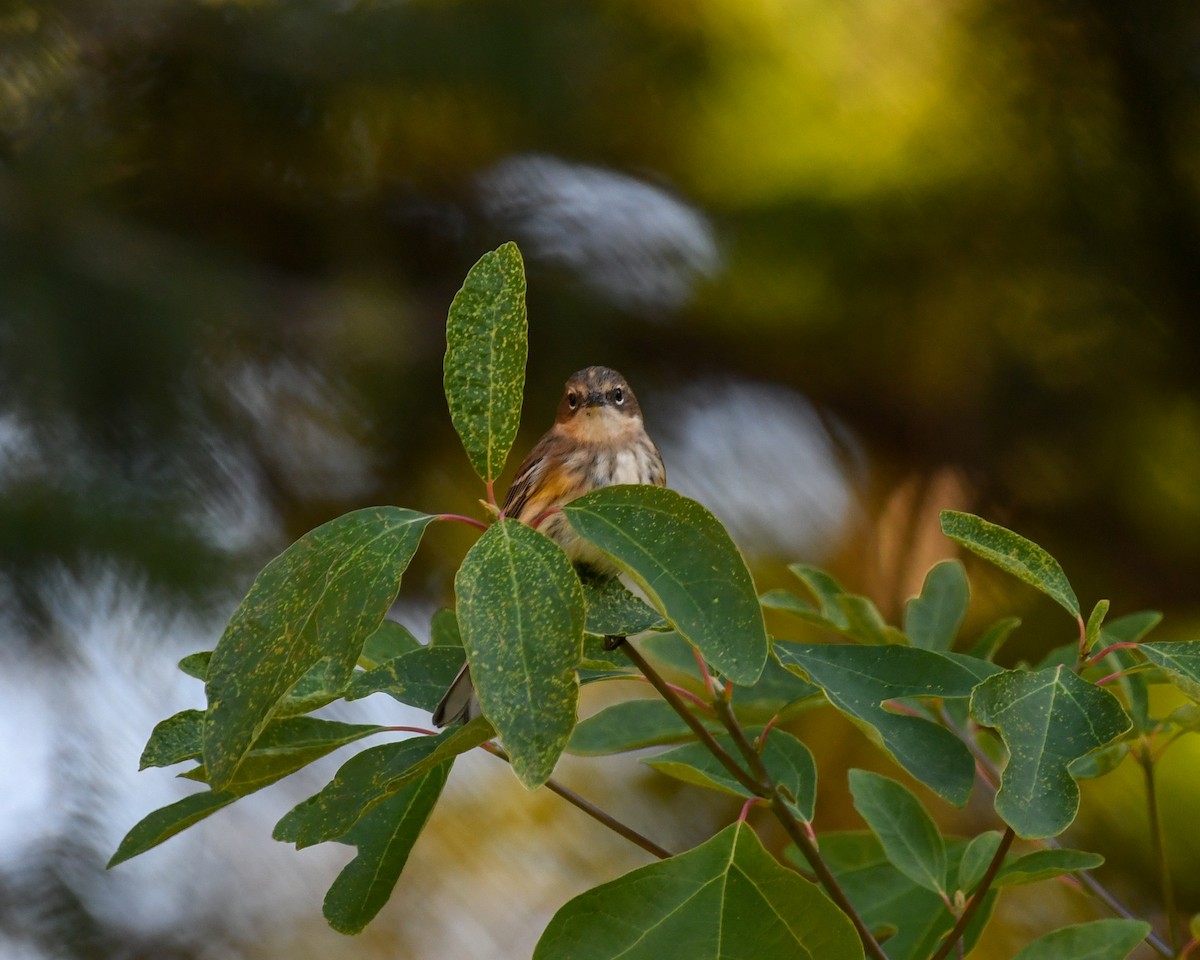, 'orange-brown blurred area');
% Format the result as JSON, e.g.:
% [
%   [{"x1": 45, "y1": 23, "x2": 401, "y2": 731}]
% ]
[{"x1": 2, "y1": 0, "x2": 1198, "y2": 957}]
